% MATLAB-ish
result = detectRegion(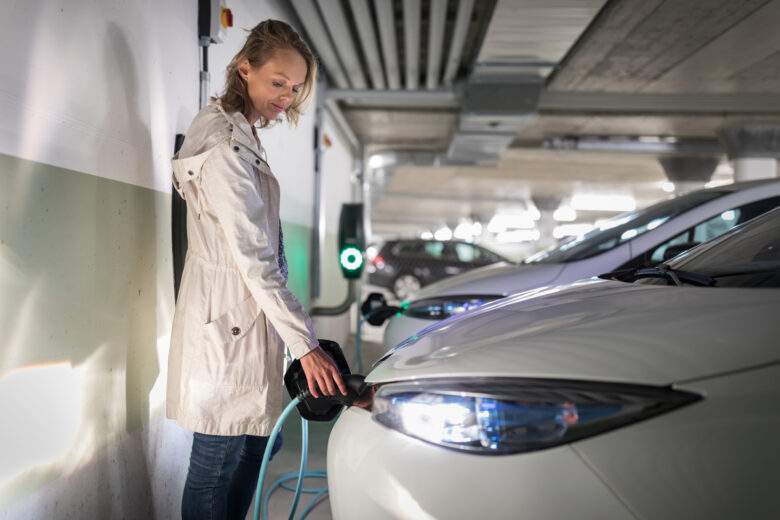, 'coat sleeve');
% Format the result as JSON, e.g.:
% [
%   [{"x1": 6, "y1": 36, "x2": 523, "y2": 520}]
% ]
[{"x1": 200, "y1": 140, "x2": 317, "y2": 359}]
